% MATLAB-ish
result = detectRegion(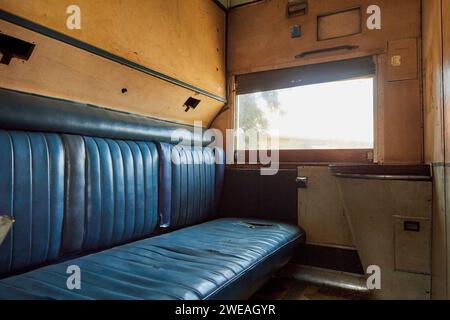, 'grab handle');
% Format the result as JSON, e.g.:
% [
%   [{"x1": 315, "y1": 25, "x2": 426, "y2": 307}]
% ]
[{"x1": 295, "y1": 45, "x2": 359, "y2": 59}]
